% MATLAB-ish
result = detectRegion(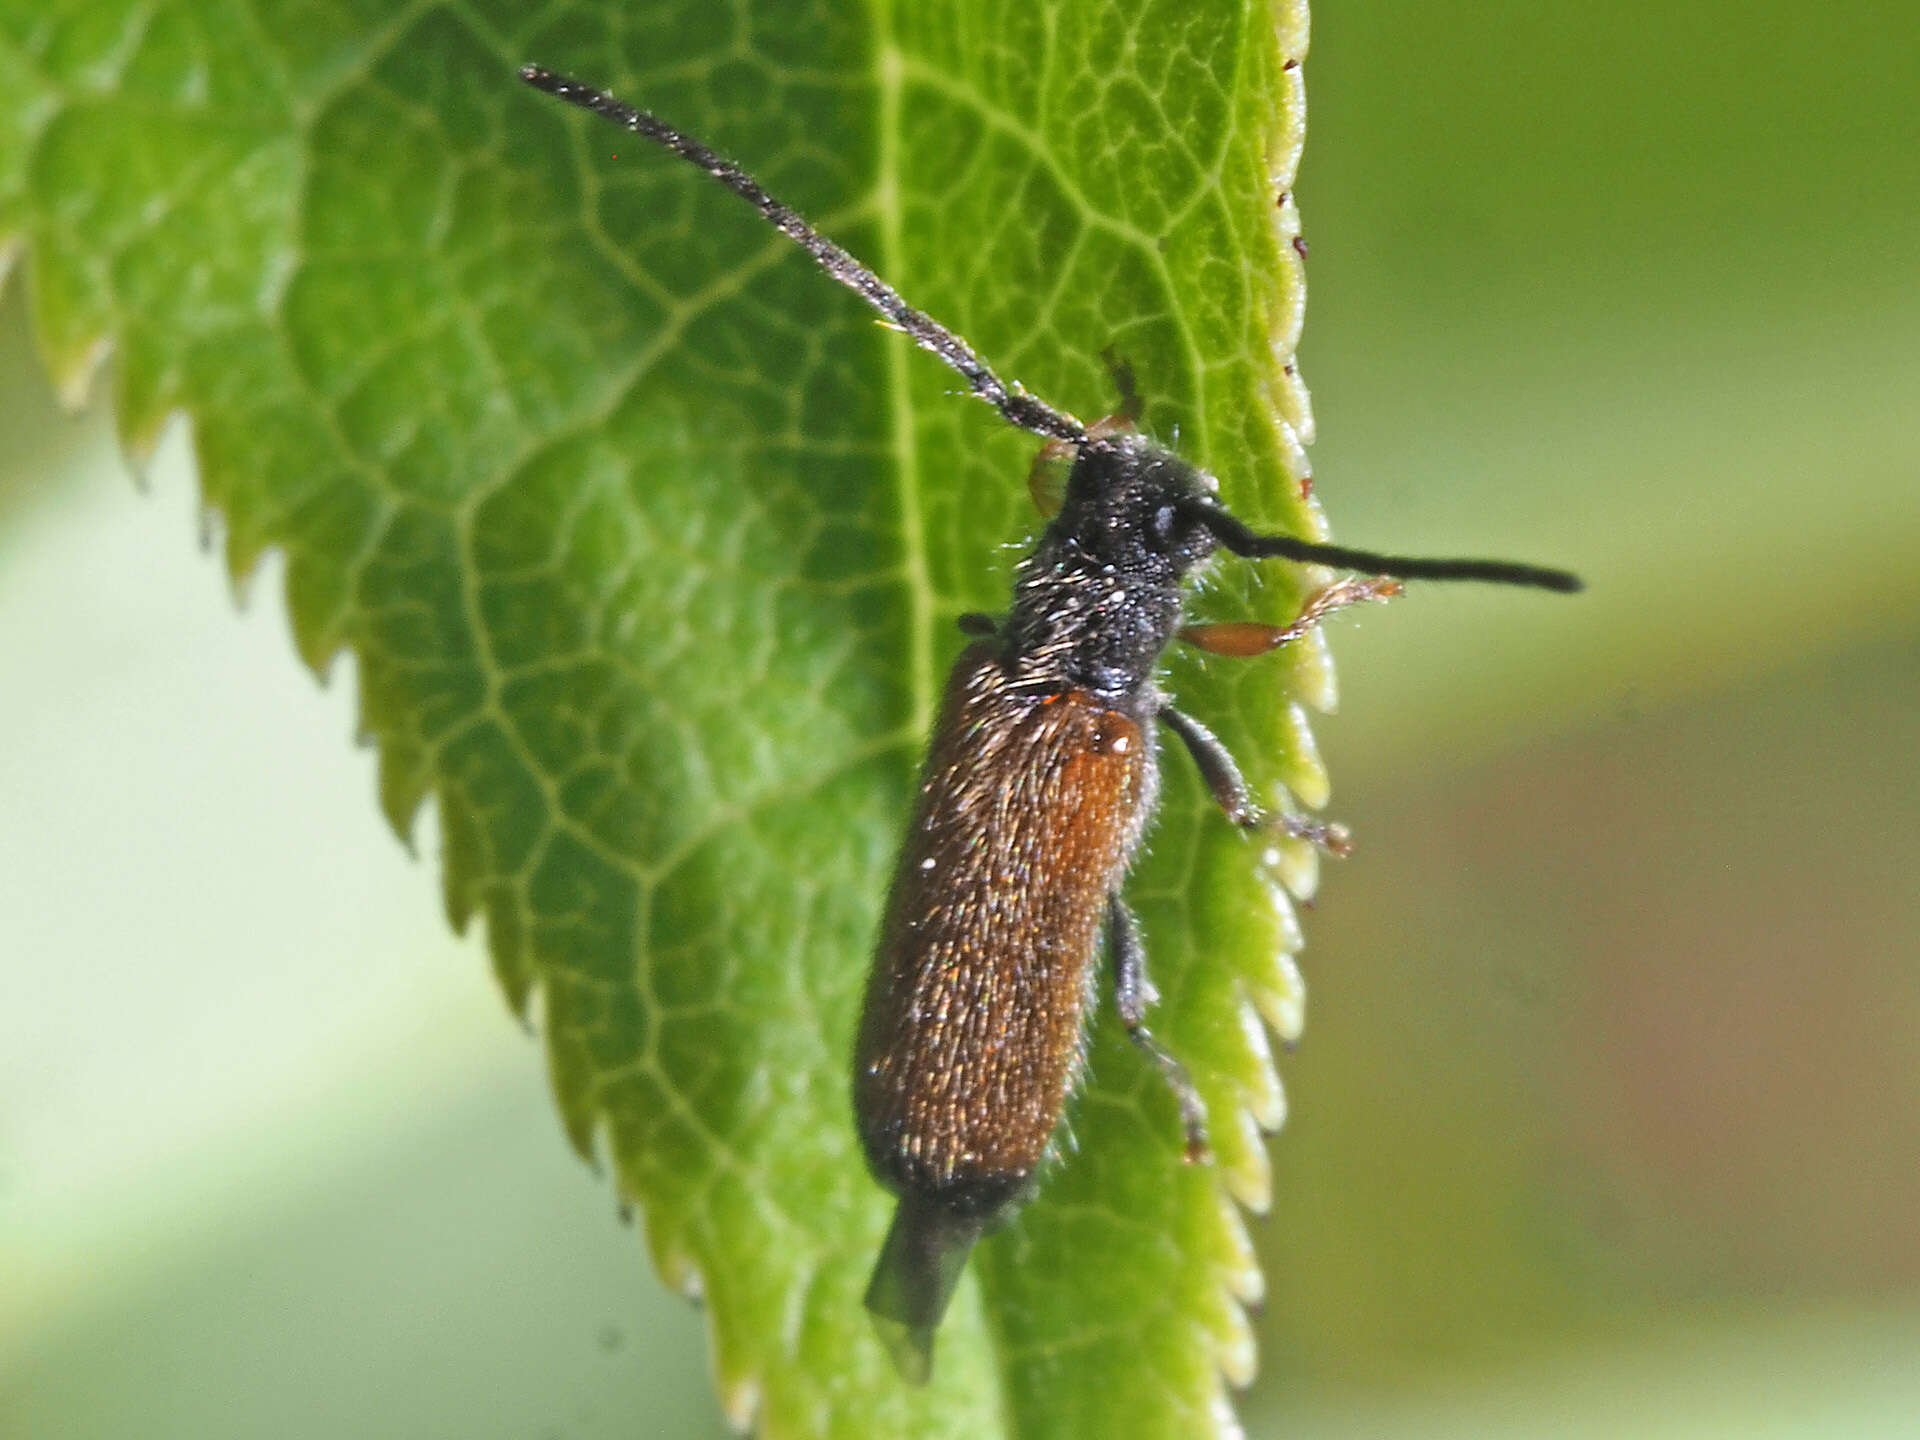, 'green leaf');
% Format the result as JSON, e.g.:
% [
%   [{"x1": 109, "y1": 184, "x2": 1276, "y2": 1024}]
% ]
[{"x1": 0, "y1": 1, "x2": 1322, "y2": 1432}]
